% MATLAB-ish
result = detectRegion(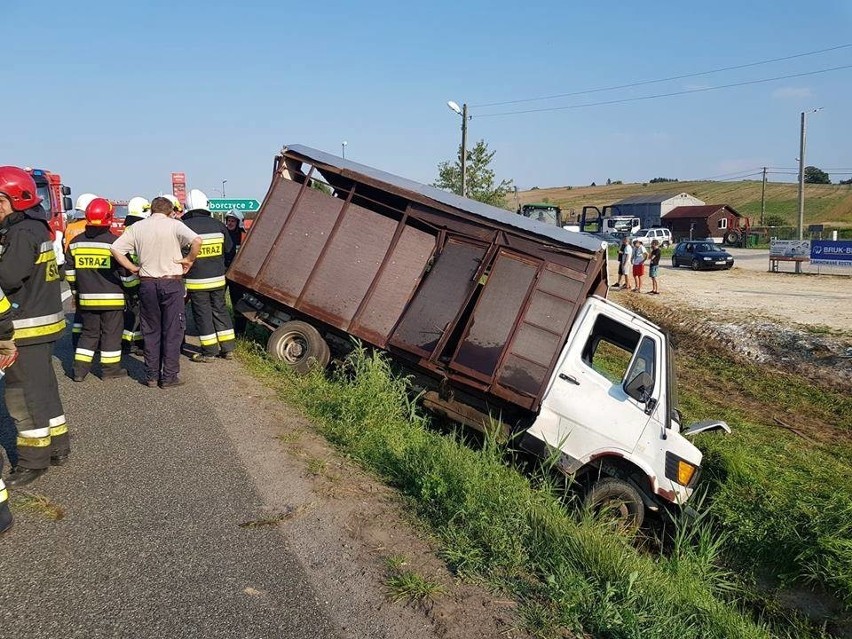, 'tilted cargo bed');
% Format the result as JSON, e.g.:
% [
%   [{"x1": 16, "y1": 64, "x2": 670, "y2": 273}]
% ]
[{"x1": 229, "y1": 145, "x2": 608, "y2": 411}]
